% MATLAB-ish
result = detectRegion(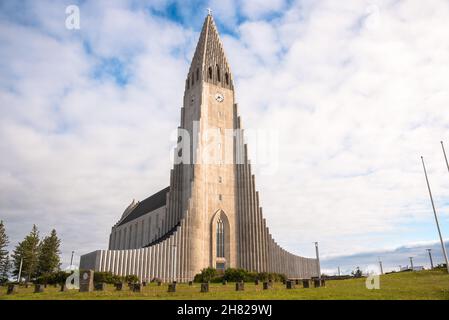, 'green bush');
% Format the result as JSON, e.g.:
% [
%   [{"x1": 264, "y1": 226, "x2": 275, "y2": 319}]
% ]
[
  {"x1": 193, "y1": 268, "x2": 218, "y2": 283},
  {"x1": 94, "y1": 271, "x2": 124, "y2": 284},
  {"x1": 193, "y1": 268, "x2": 286, "y2": 283},
  {"x1": 125, "y1": 274, "x2": 139, "y2": 284},
  {"x1": 35, "y1": 271, "x2": 71, "y2": 285}
]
